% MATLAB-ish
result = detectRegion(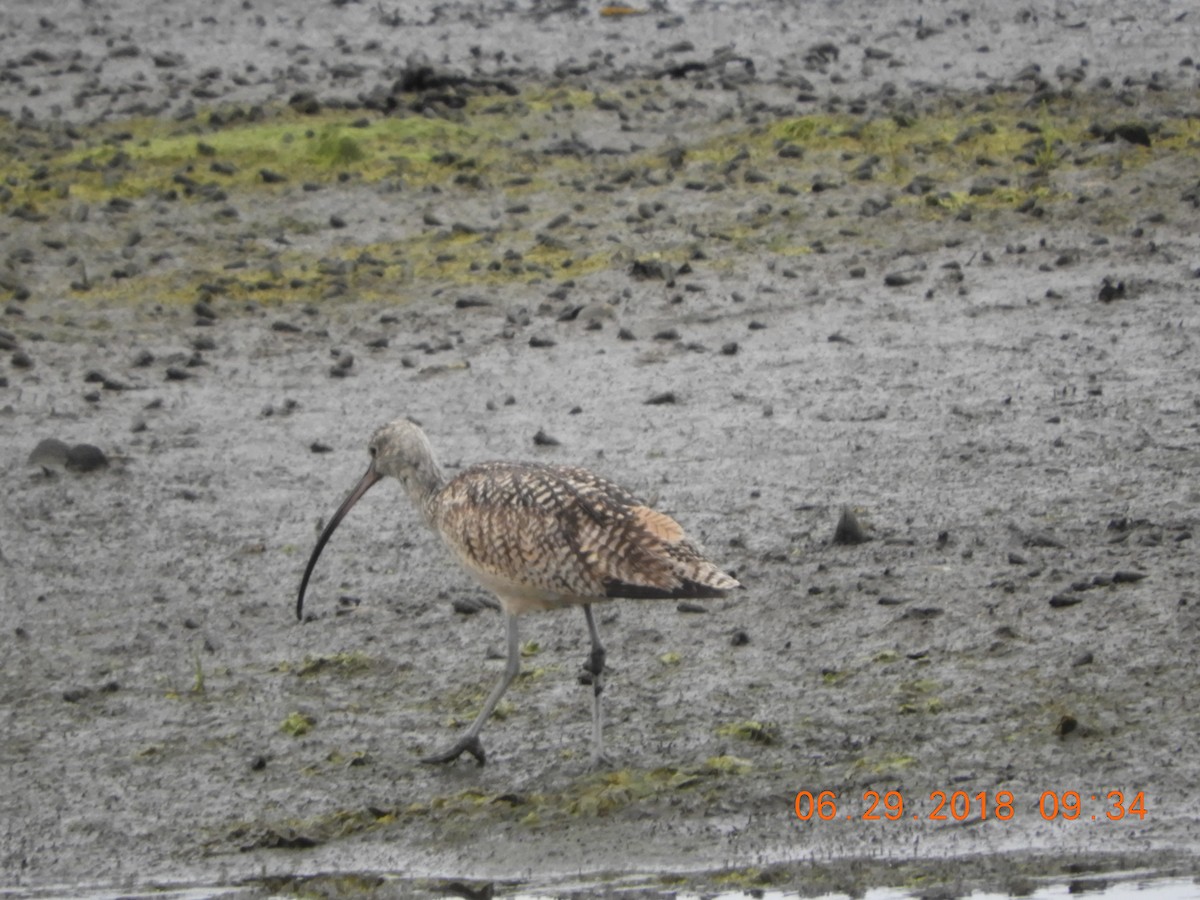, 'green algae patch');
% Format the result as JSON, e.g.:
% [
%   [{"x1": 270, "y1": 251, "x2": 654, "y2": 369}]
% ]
[
  {"x1": 716, "y1": 720, "x2": 778, "y2": 745},
  {"x1": 897, "y1": 678, "x2": 943, "y2": 715},
  {"x1": 3, "y1": 83, "x2": 1194, "y2": 313},
  {"x1": 852, "y1": 752, "x2": 918, "y2": 777},
  {"x1": 283, "y1": 651, "x2": 377, "y2": 678},
  {"x1": 280, "y1": 711, "x2": 315, "y2": 737}
]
